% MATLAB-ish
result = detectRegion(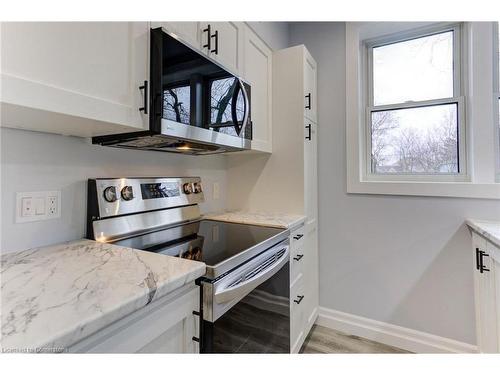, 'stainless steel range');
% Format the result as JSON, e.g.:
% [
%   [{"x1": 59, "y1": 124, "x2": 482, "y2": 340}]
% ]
[{"x1": 86, "y1": 177, "x2": 291, "y2": 353}]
